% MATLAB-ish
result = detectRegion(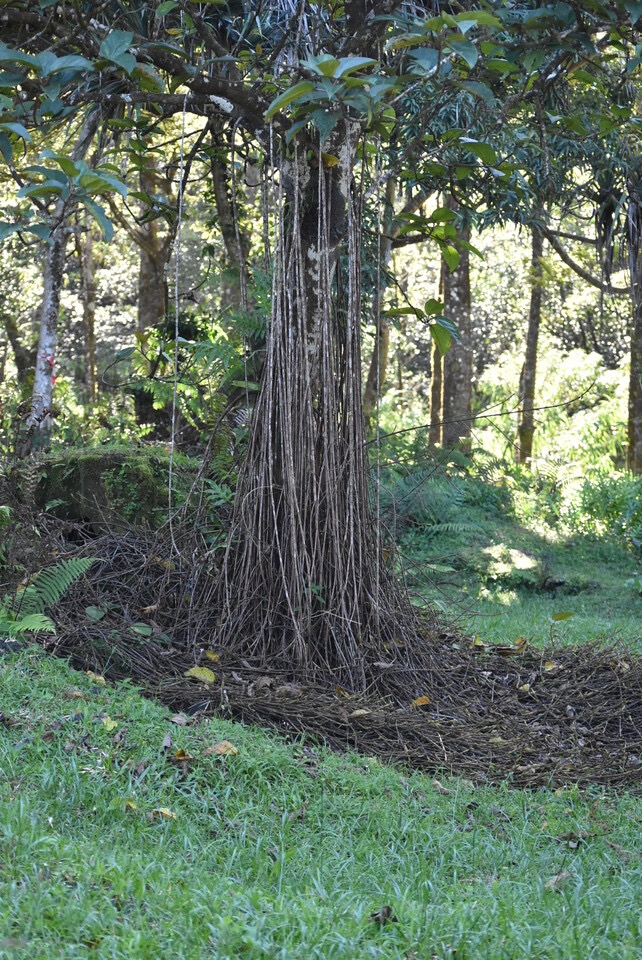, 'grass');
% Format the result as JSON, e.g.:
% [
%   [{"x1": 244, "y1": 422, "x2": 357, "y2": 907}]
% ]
[
  {"x1": 395, "y1": 468, "x2": 642, "y2": 651},
  {"x1": 2, "y1": 647, "x2": 642, "y2": 959}
]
